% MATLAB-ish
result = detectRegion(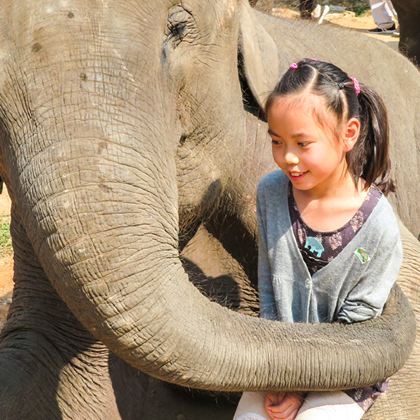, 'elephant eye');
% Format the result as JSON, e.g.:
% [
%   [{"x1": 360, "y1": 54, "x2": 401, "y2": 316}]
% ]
[
  {"x1": 169, "y1": 22, "x2": 186, "y2": 39},
  {"x1": 166, "y1": 5, "x2": 195, "y2": 48}
]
